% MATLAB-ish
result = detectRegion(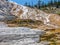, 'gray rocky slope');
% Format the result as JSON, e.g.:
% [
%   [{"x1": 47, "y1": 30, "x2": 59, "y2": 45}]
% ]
[{"x1": 0, "y1": 0, "x2": 16, "y2": 21}]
